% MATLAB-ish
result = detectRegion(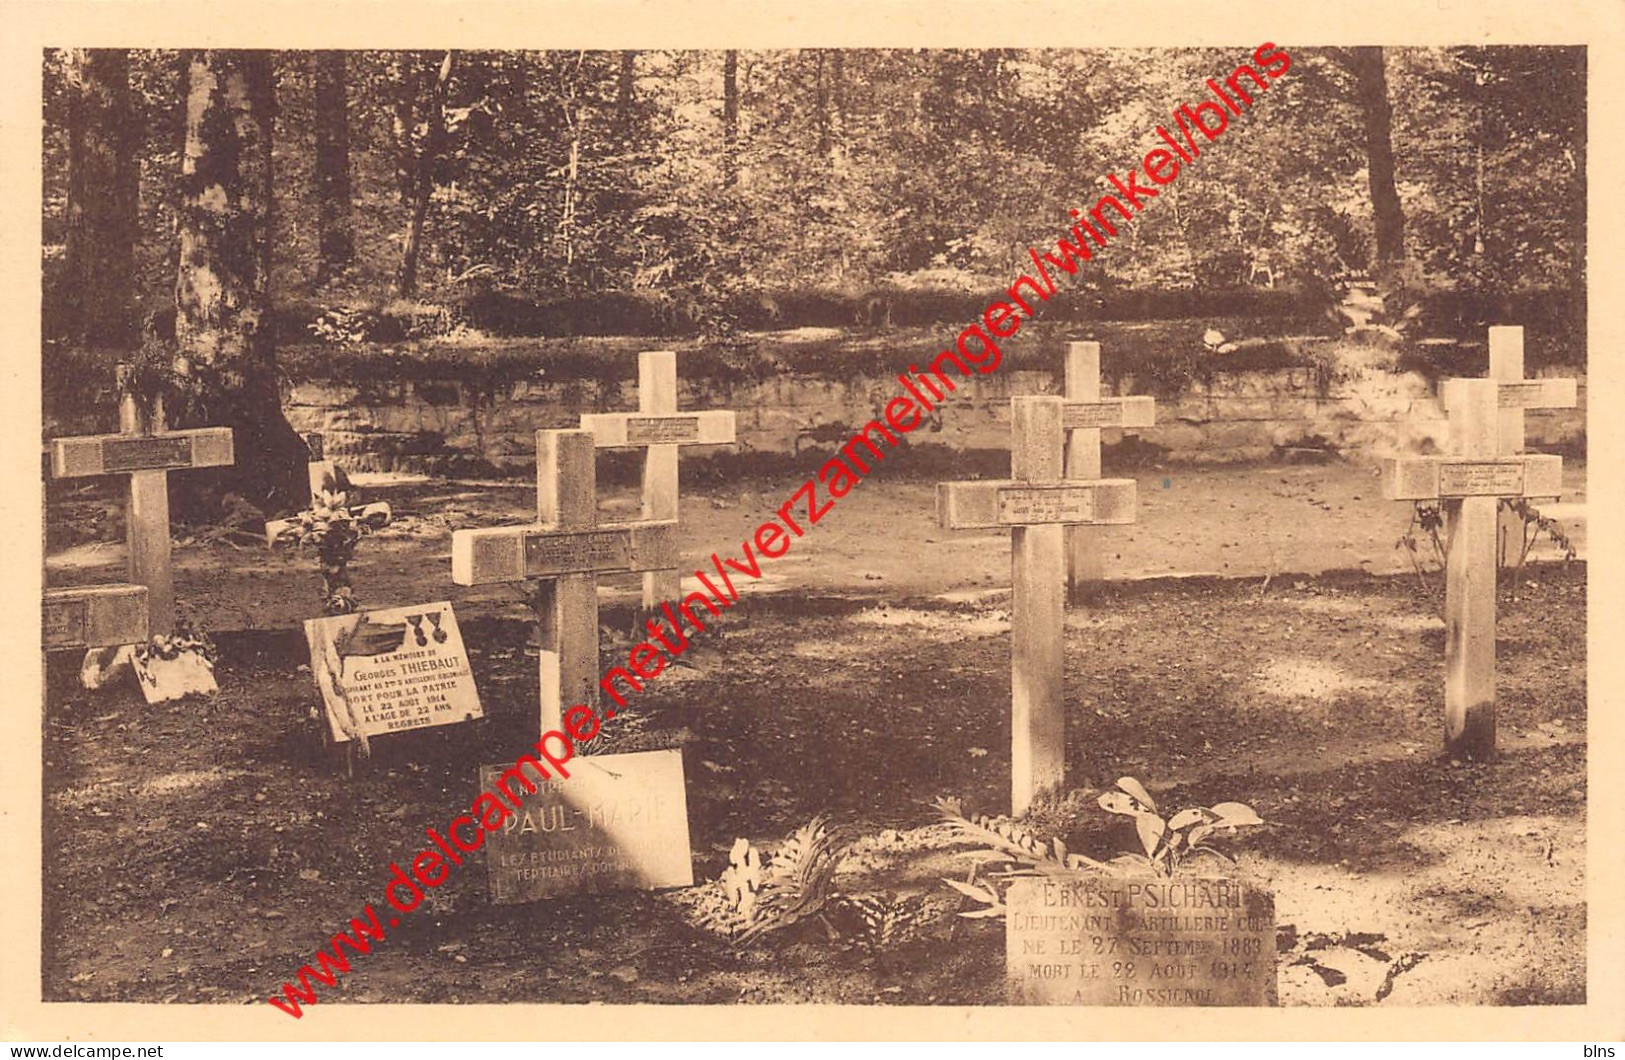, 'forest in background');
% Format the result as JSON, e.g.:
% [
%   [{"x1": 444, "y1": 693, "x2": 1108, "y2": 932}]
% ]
[{"x1": 40, "y1": 47, "x2": 1586, "y2": 513}]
